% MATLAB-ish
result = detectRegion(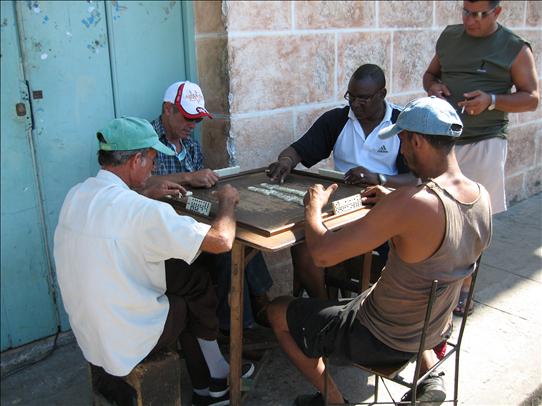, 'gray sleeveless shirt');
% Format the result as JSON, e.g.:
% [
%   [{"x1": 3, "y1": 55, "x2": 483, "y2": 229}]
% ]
[
  {"x1": 357, "y1": 180, "x2": 492, "y2": 352},
  {"x1": 437, "y1": 24, "x2": 528, "y2": 143}
]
